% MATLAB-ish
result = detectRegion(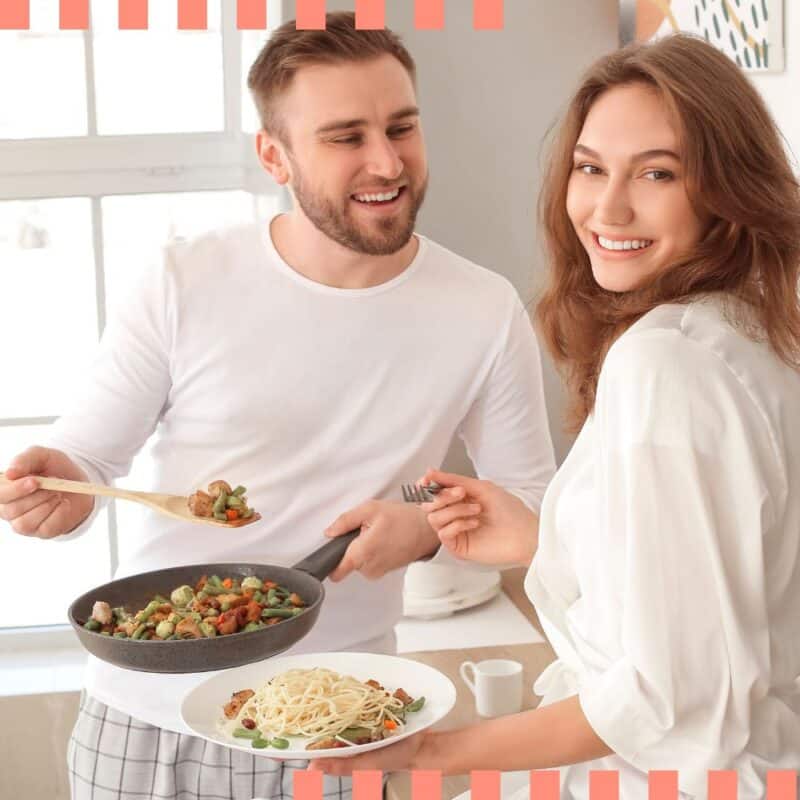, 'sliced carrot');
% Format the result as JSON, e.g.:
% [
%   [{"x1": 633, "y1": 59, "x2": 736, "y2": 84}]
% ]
[
  {"x1": 223, "y1": 513, "x2": 238, "y2": 524},
  {"x1": 383, "y1": 719, "x2": 397, "y2": 730}
]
